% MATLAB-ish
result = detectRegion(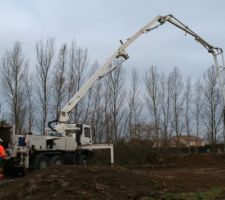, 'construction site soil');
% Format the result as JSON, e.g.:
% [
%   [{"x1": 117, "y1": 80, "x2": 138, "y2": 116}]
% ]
[{"x1": 1, "y1": 153, "x2": 225, "y2": 200}]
